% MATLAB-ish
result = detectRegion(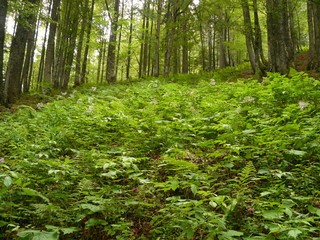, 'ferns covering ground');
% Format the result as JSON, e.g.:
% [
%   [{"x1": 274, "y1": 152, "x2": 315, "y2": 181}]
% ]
[{"x1": 0, "y1": 72, "x2": 320, "y2": 239}]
